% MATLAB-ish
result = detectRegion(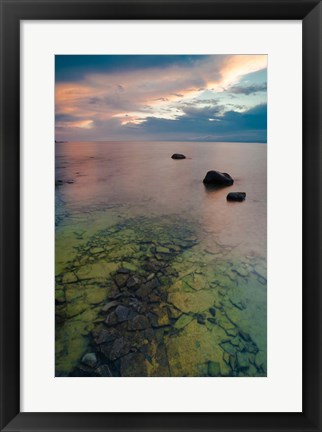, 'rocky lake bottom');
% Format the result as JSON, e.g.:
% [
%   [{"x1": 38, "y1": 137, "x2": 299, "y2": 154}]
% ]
[
  {"x1": 55, "y1": 141, "x2": 267, "y2": 378},
  {"x1": 55, "y1": 211, "x2": 267, "y2": 378}
]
